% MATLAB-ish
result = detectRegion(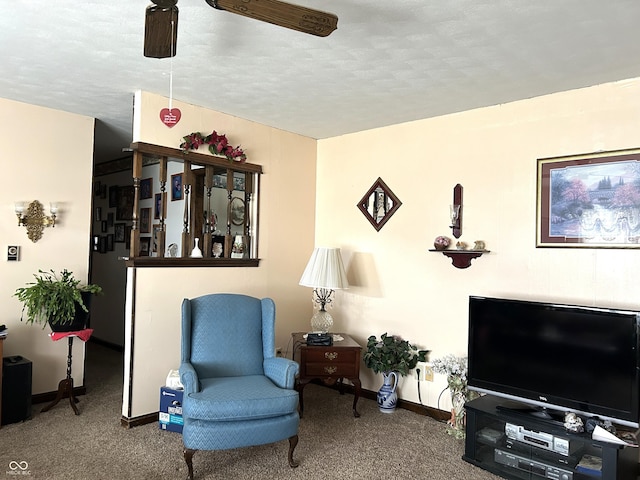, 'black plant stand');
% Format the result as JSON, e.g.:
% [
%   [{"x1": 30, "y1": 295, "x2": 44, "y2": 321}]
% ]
[{"x1": 41, "y1": 329, "x2": 92, "y2": 415}]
